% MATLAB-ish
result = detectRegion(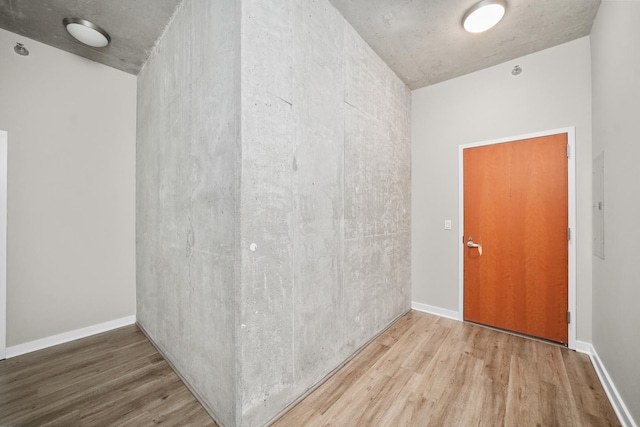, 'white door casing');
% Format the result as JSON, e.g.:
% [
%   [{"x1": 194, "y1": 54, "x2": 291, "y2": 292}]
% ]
[{"x1": 0, "y1": 130, "x2": 6, "y2": 359}]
